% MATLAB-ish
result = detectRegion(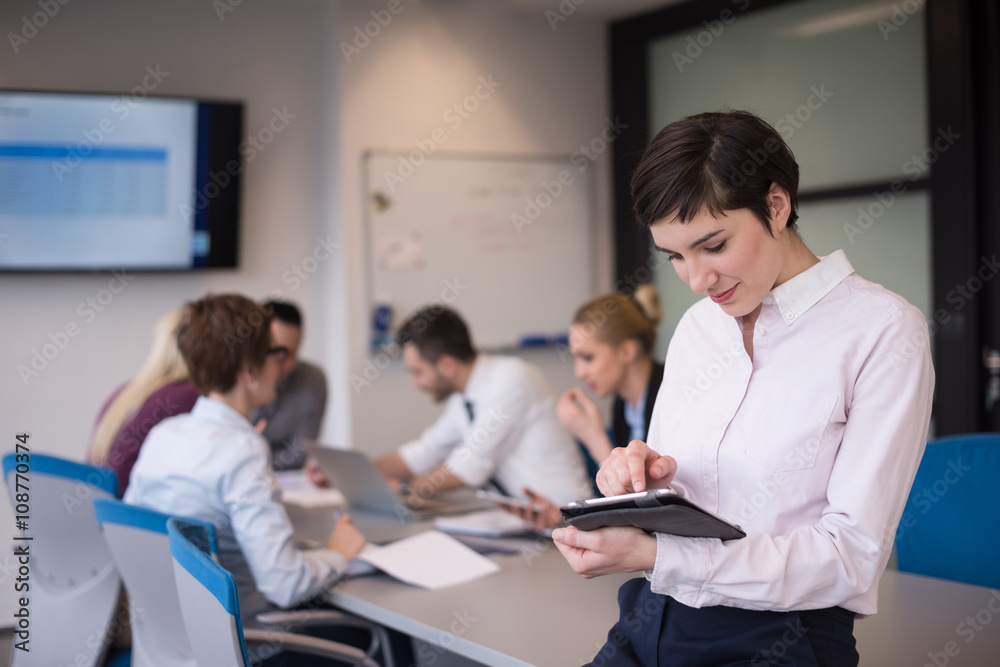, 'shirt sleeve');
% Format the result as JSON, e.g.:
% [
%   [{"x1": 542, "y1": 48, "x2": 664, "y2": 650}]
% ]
[
  {"x1": 222, "y1": 436, "x2": 347, "y2": 609},
  {"x1": 443, "y1": 374, "x2": 531, "y2": 487},
  {"x1": 398, "y1": 398, "x2": 466, "y2": 476},
  {"x1": 649, "y1": 307, "x2": 934, "y2": 612}
]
